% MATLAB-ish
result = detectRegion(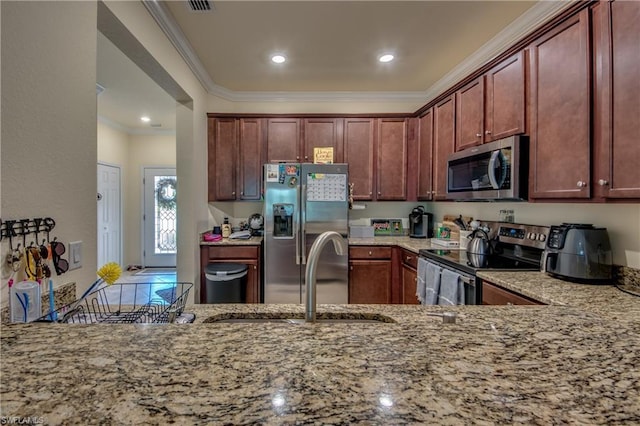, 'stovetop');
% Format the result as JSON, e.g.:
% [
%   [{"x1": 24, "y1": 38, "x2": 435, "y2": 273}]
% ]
[{"x1": 419, "y1": 248, "x2": 541, "y2": 275}]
